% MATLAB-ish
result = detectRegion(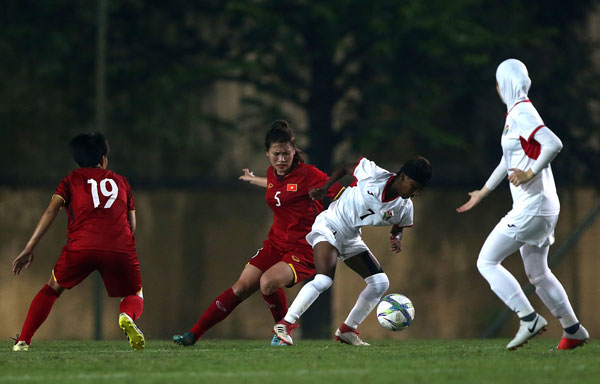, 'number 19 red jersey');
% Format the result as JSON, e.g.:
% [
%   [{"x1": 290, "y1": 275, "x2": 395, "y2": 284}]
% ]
[
  {"x1": 54, "y1": 168, "x2": 136, "y2": 253},
  {"x1": 265, "y1": 161, "x2": 341, "y2": 247}
]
